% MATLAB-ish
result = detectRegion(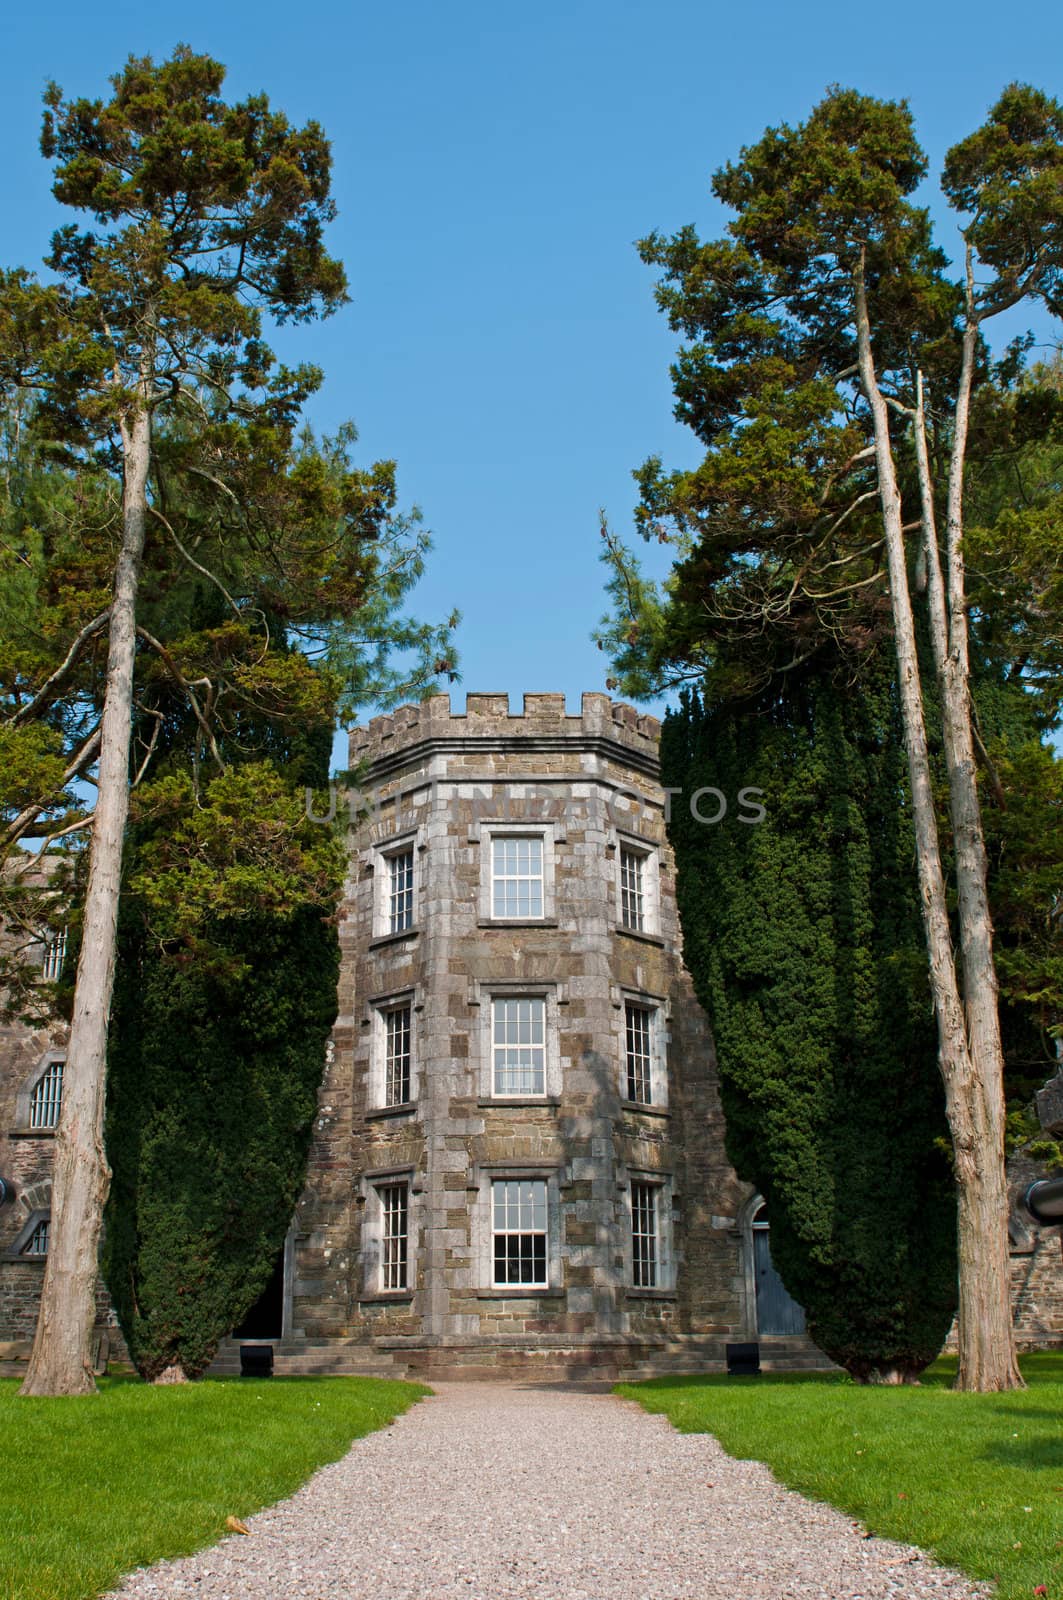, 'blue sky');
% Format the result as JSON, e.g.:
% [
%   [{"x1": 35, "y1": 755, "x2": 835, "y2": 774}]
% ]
[{"x1": 2, "y1": 0, "x2": 1061, "y2": 738}]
